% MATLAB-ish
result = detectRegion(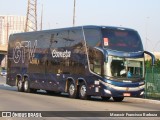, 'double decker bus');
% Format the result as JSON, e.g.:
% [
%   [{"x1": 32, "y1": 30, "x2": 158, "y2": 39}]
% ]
[{"x1": 7, "y1": 26, "x2": 155, "y2": 102}]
